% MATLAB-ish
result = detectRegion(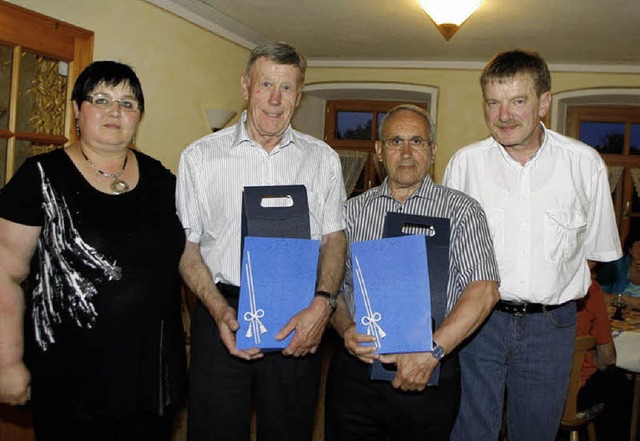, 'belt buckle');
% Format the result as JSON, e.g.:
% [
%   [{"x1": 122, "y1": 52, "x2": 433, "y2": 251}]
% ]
[{"x1": 514, "y1": 303, "x2": 527, "y2": 317}]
